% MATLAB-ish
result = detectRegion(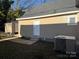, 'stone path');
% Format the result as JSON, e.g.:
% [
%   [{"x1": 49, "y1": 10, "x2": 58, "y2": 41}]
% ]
[
  {"x1": 10, "y1": 38, "x2": 39, "y2": 45},
  {"x1": 0, "y1": 37, "x2": 18, "y2": 42}
]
